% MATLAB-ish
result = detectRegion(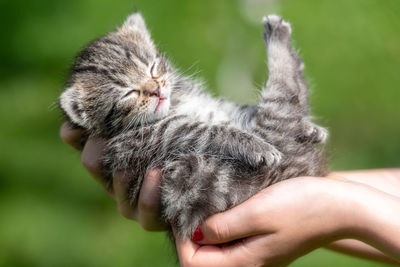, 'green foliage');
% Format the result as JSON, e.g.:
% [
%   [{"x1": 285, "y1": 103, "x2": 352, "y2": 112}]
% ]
[{"x1": 0, "y1": 0, "x2": 398, "y2": 266}]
